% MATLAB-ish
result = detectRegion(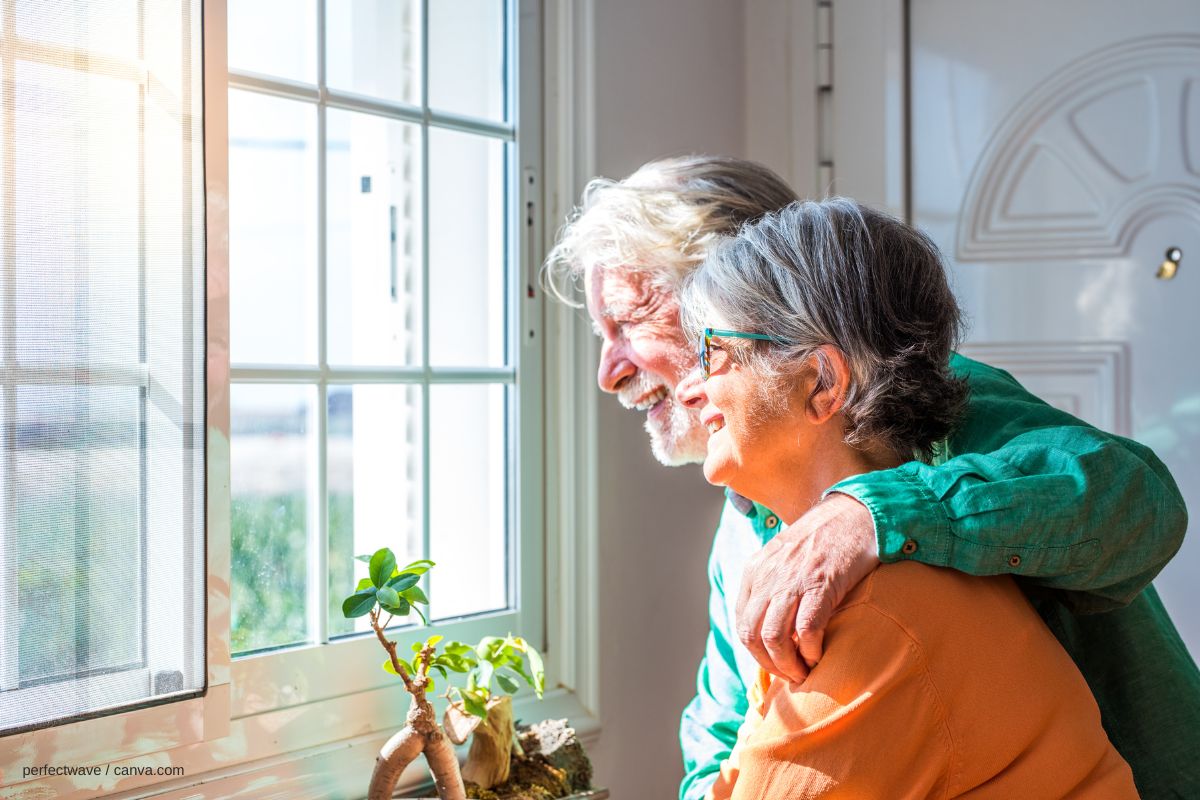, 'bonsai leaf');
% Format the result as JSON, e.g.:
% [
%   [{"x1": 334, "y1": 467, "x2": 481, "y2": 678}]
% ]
[
  {"x1": 401, "y1": 584, "x2": 429, "y2": 605},
  {"x1": 382, "y1": 597, "x2": 411, "y2": 617},
  {"x1": 495, "y1": 671, "x2": 520, "y2": 695},
  {"x1": 476, "y1": 660, "x2": 495, "y2": 695},
  {"x1": 342, "y1": 588, "x2": 377, "y2": 618},
  {"x1": 424, "y1": 634, "x2": 444, "y2": 649},
  {"x1": 424, "y1": 676, "x2": 436, "y2": 693},
  {"x1": 475, "y1": 636, "x2": 504, "y2": 662},
  {"x1": 369, "y1": 548, "x2": 397, "y2": 589},
  {"x1": 355, "y1": 577, "x2": 374, "y2": 592},
  {"x1": 354, "y1": 553, "x2": 373, "y2": 564},
  {"x1": 411, "y1": 641, "x2": 423, "y2": 654},
  {"x1": 443, "y1": 641, "x2": 473, "y2": 658},
  {"x1": 461, "y1": 691, "x2": 489, "y2": 720},
  {"x1": 399, "y1": 558, "x2": 436, "y2": 576},
  {"x1": 526, "y1": 644, "x2": 546, "y2": 697},
  {"x1": 376, "y1": 585, "x2": 400, "y2": 608},
  {"x1": 386, "y1": 571, "x2": 420, "y2": 593},
  {"x1": 431, "y1": 664, "x2": 448, "y2": 680},
  {"x1": 435, "y1": 653, "x2": 474, "y2": 673},
  {"x1": 382, "y1": 658, "x2": 404, "y2": 677},
  {"x1": 410, "y1": 604, "x2": 427, "y2": 625}
]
